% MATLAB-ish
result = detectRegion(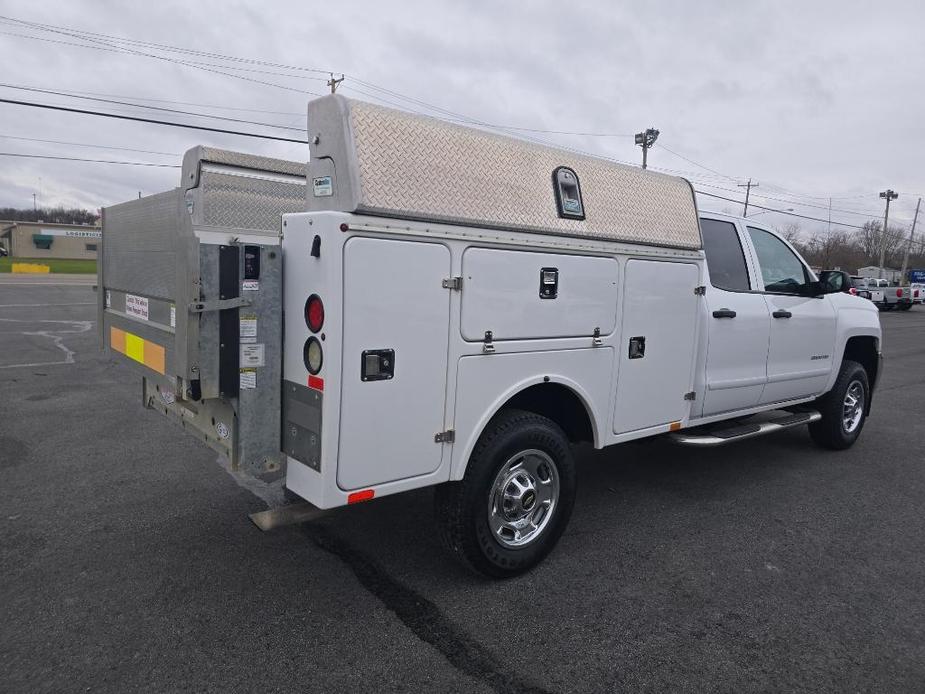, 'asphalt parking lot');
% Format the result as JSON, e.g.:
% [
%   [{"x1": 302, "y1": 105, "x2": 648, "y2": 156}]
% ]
[{"x1": 2, "y1": 280, "x2": 924, "y2": 693}]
